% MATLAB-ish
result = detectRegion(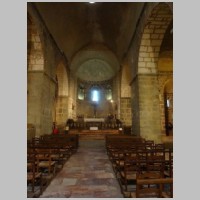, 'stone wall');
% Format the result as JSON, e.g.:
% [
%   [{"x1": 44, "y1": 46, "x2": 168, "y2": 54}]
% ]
[
  {"x1": 40, "y1": 74, "x2": 57, "y2": 135},
  {"x1": 28, "y1": 4, "x2": 64, "y2": 136},
  {"x1": 27, "y1": 72, "x2": 43, "y2": 136},
  {"x1": 121, "y1": 64, "x2": 131, "y2": 98},
  {"x1": 120, "y1": 97, "x2": 132, "y2": 126},
  {"x1": 131, "y1": 77, "x2": 140, "y2": 135},
  {"x1": 56, "y1": 96, "x2": 69, "y2": 126},
  {"x1": 27, "y1": 13, "x2": 44, "y2": 132},
  {"x1": 77, "y1": 99, "x2": 111, "y2": 118},
  {"x1": 27, "y1": 124, "x2": 36, "y2": 140}
]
